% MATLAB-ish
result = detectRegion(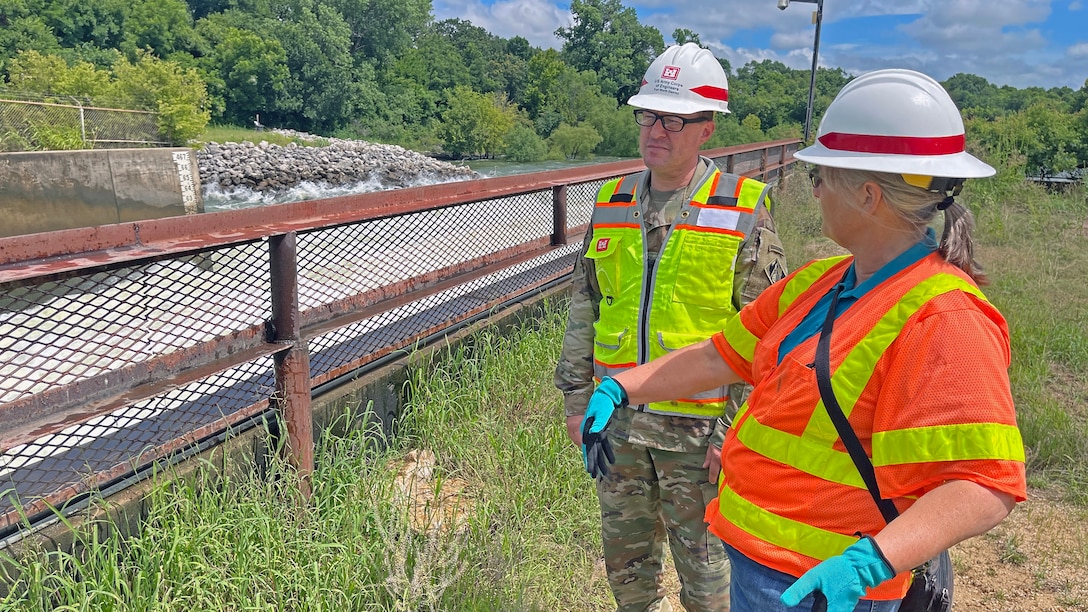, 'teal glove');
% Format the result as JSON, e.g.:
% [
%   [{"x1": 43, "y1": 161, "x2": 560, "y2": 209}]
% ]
[
  {"x1": 580, "y1": 377, "x2": 628, "y2": 479},
  {"x1": 581, "y1": 377, "x2": 627, "y2": 435},
  {"x1": 780, "y1": 536, "x2": 896, "y2": 612}
]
